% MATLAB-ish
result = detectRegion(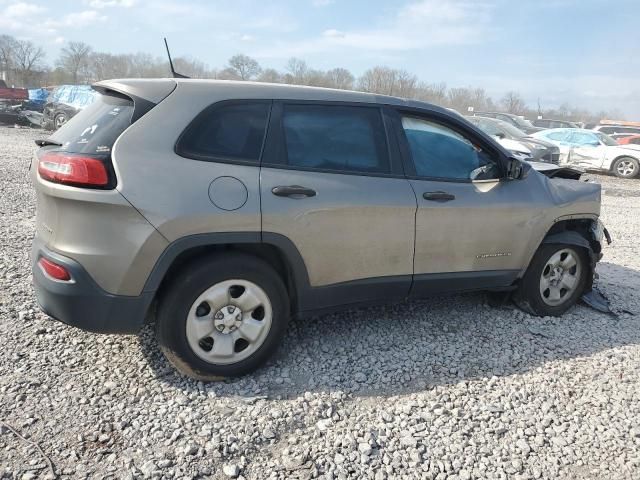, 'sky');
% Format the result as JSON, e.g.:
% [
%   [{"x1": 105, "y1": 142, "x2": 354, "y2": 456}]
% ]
[{"x1": 1, "y1": 0, "x2": 639, "y2": 119}]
